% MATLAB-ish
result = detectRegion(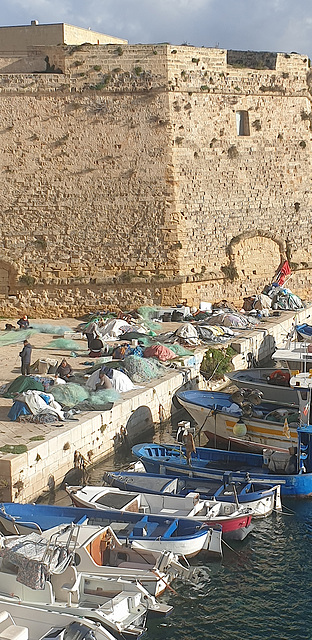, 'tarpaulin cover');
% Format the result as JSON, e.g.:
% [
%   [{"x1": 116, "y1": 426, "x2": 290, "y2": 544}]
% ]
[
  {"x1": 143, "y1": 344, "x2": 177, "y2": 362},
  {"x1": 3, "y1": 376, "x2": 44, "y2": 398},
  {"x1": 8, "y1": 401, "x2": 31, "y2": 421}
]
